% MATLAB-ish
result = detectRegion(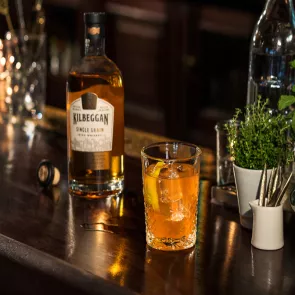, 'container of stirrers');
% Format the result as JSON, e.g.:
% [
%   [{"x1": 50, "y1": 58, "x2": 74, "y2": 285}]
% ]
[
  {"x1": 250, "y1": 199, "x2": 284, "y2": 250},
  {"x1": 249, "y1": 164, "x2": 292, "y2": 250}
]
